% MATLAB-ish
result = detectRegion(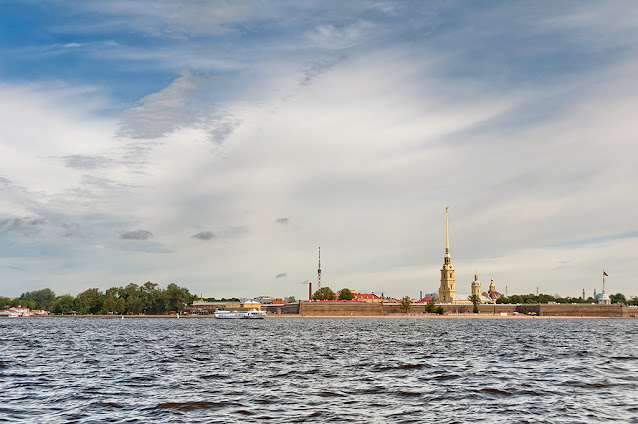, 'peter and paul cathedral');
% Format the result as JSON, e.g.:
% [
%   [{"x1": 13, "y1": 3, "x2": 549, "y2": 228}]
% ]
[
  {"x1": 437, "y1": 207, "x2": 501, "y2": 304},
  {"x1": 438, "y1": 207, "x2": 456, "y2": 303}
]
